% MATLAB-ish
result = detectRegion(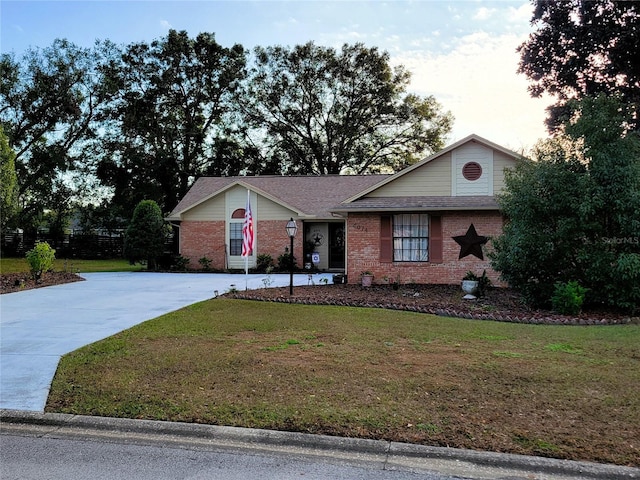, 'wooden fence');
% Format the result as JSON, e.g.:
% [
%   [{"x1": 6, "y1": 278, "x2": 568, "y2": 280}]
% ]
[{"x1": 1, "y1": 232, "x2": 126, "y2": 259}]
